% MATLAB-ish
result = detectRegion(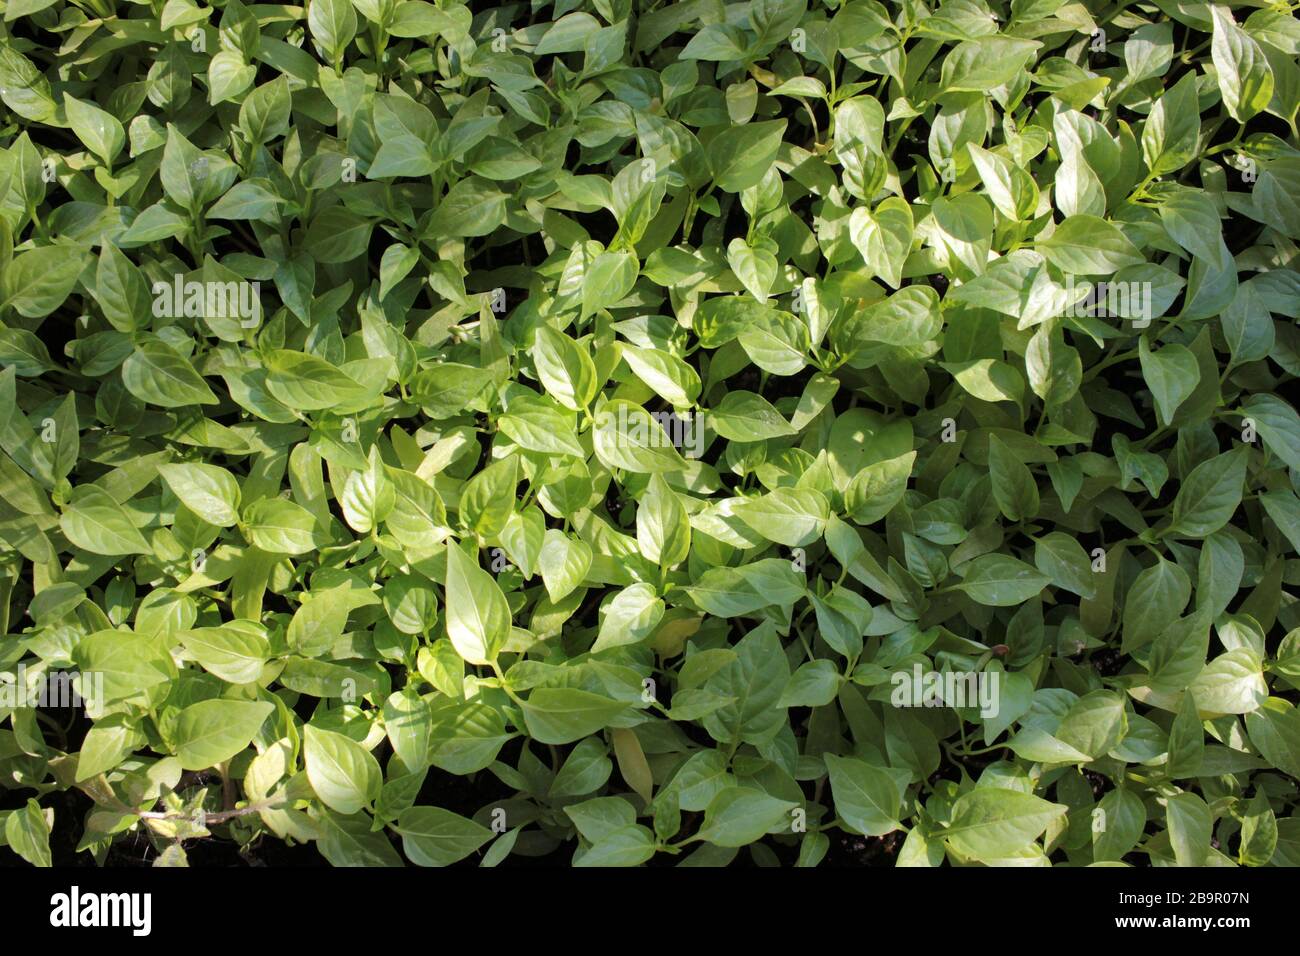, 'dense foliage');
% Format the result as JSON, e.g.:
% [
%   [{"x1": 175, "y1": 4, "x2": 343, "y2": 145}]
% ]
[{"x1": 1, "y1": 0, "x2": 1299, "y2": 868}]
